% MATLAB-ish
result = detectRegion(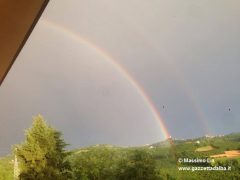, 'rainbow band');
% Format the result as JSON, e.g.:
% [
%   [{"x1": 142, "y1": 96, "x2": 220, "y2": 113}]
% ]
[{"x1": 40, "y1": 19, "x2": 170, "y2": 139}]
